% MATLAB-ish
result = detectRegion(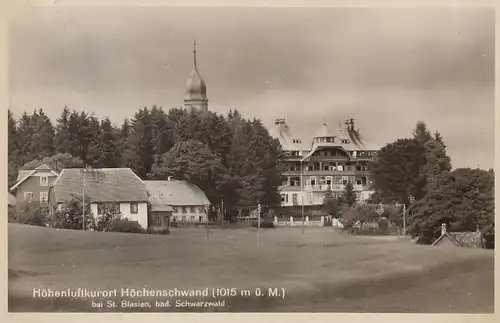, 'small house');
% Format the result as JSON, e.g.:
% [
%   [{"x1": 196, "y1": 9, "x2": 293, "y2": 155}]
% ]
[
  {"x1": 9, "y1": 164, "x2": 59, "y2": 210},
  {"x1": 49, "y1": 168, "x2": 150, "y2": 229},
  {"x1": 432, "y1": 223, "x2": 484, "y2": 248},
  {"x1": 144, "y1": 179, "x2": 210, "y2": 225}
]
